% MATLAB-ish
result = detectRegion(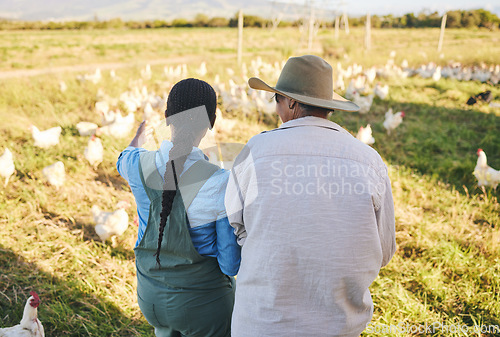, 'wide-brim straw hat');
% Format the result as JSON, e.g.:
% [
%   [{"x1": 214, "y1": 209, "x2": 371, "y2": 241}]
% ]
[{"x1": 248, "y1": 55, "x2": 359, "y2": 112}]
